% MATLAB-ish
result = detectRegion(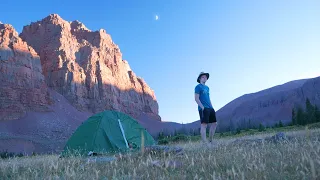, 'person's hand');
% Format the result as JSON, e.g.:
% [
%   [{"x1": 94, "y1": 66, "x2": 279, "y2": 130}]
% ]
[{"x1": 201, "y1": 106, "x2": 205, "y2": 111}]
